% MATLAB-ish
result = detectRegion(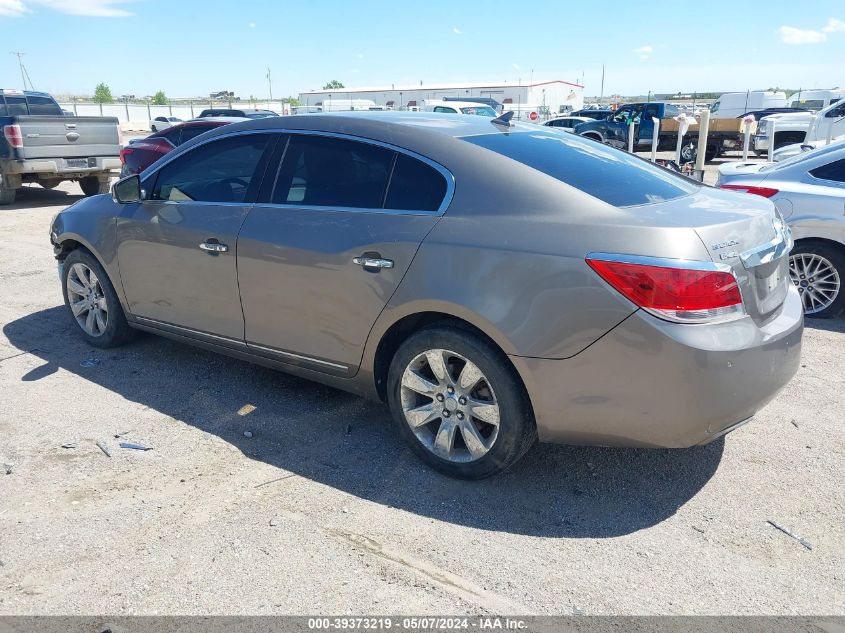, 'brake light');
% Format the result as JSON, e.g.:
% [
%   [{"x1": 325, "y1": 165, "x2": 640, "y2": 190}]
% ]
[
  {"x1": 586, "y1": 255, "x2": 745, "y2": 323},
  {"x1": 3, "y1": 124, "x2": 23, "y2": 149},
  {"x1": 720, "y1": 184, "x2": 779, "y2": 198},
  {"x1": 119, "y1": 147, "x2": 134, "y2": 164}
]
